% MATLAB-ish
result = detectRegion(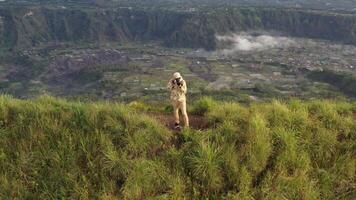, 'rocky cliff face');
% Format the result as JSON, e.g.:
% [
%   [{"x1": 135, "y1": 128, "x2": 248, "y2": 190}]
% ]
[
  {"x1": 0, "y1": 7, "x2": 188, "y2": 48},
  {"x1": 1, "y1": 6, "x2": 356, "y2": 50}
]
